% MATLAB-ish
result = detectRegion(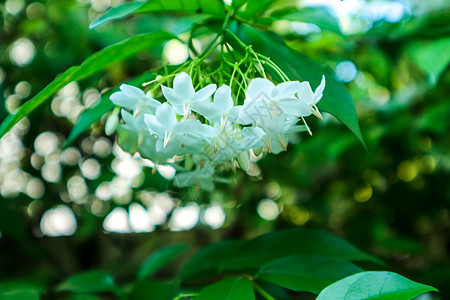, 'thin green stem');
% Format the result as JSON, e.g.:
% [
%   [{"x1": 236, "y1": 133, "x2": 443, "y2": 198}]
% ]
[{"x1": 253, "y1": 283, "x2": 276, "y2": 300}]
